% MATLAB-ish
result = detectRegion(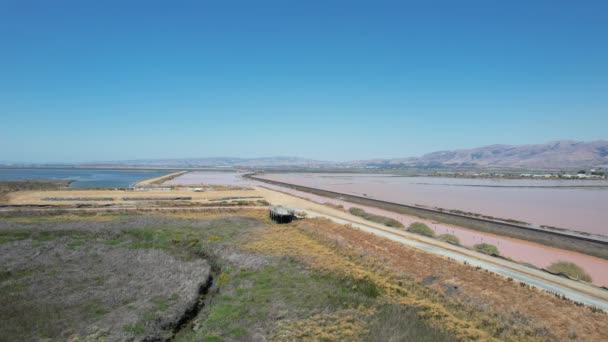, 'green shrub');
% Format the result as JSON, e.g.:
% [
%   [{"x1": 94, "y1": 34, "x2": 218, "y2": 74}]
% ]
[
  {"x1": 348, "y1": 207, "x2": 404, "y2": 228},
  {"x1": 406, "y1": 222, "x2": 435, "y2": 237},
  {"x1": 474, "y1": 243, "x2": 500, "y2": 256},
  {"x1": 547, "y1": 261, "x2": 592, "y2": 282},
  {"x1": 437, "y1": 234, "x2": 460, "y2": 245},
  {"x1": 348, "y1": 207, "x2": 366, "y2": 216}
]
